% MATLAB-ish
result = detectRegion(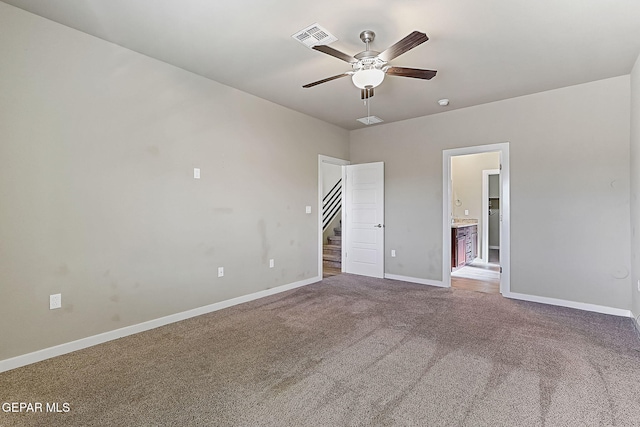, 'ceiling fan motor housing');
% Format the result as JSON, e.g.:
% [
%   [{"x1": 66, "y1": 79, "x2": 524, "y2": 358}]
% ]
[
  {"x1": 359, "y1": 30, "x2": 376, "y2": 44},
  {"x1": 352, "y1": 56, "x2": 386, "y2": 71}
]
